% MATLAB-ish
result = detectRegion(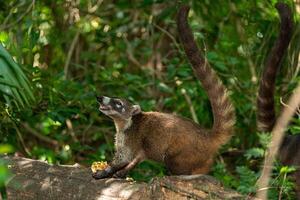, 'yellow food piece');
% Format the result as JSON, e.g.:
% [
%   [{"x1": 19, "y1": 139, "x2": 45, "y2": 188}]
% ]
[{"x1": 91, "y1": 161, "x2": 108, "y2": 173}]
